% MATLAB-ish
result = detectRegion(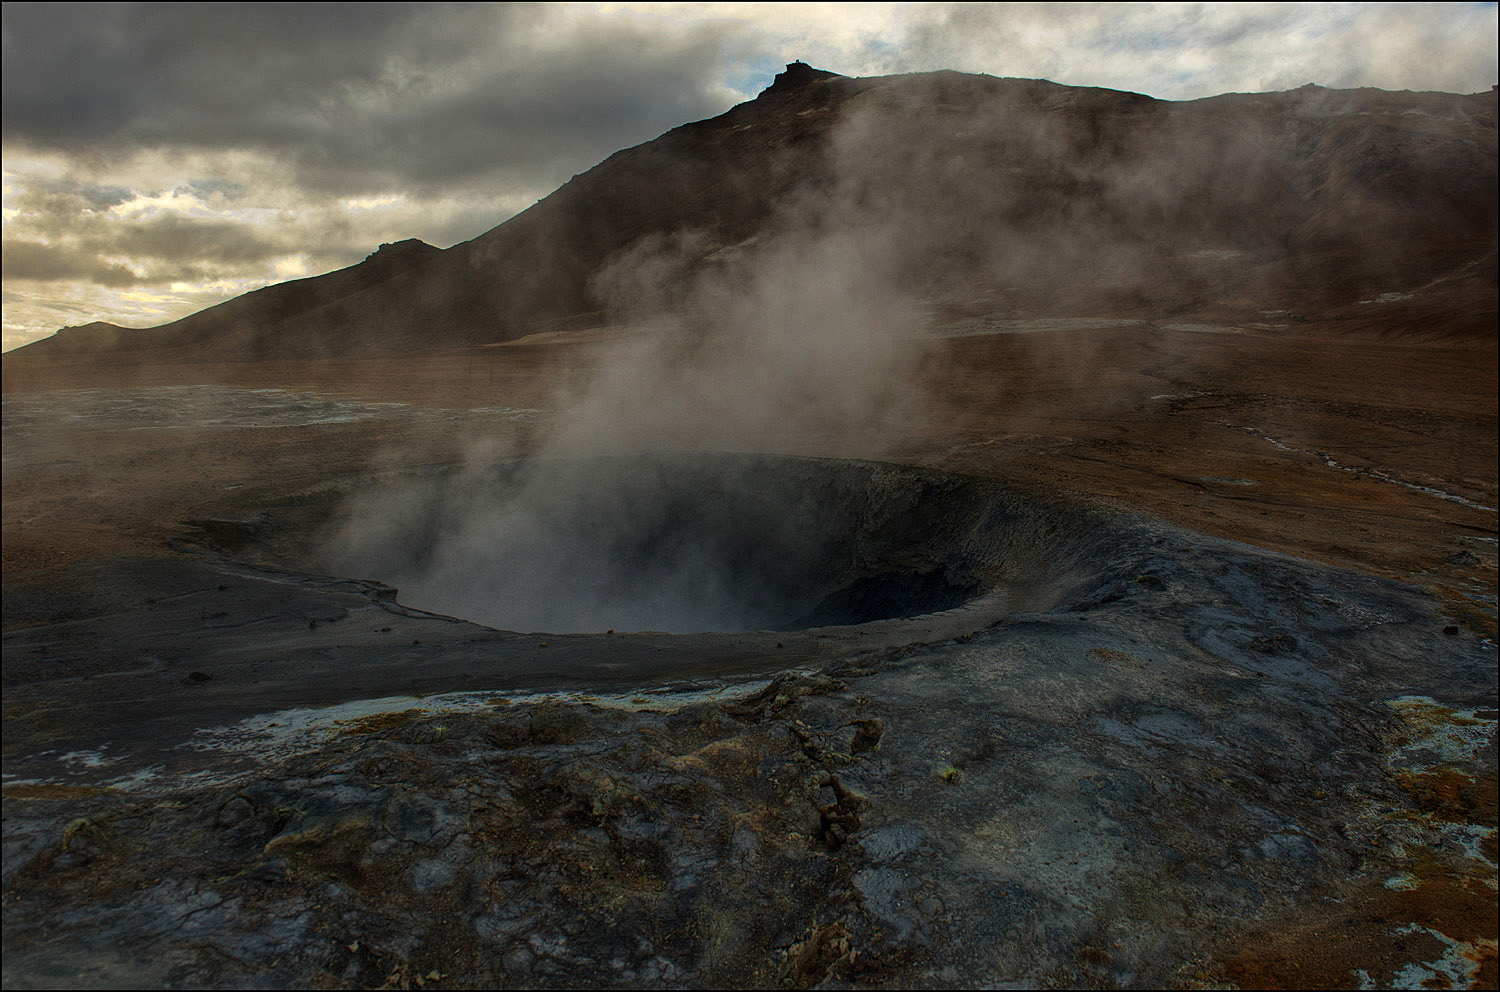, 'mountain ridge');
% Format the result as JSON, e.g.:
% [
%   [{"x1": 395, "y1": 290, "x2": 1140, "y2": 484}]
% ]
[{"x1": 10, "y1": 64, "x2": 1497, "y2": 362}]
